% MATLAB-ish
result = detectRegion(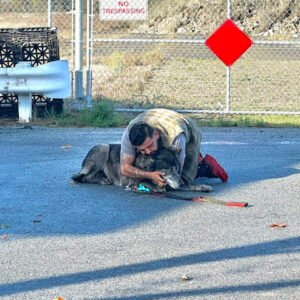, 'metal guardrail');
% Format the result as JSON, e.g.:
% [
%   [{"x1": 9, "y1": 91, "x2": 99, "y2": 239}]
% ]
[
  {"x1": 0, "y1": 60, "x2": 71, "y2": 122},
  {"x1": 0, "y1": 27, "x2": 62, "y2": 117}
]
